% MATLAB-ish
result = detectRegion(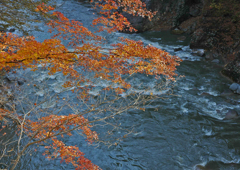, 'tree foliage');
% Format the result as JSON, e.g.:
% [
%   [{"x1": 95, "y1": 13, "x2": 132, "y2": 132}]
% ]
[{"x1": 0, "y1": 0, "x2": 182, "y2": 169}]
